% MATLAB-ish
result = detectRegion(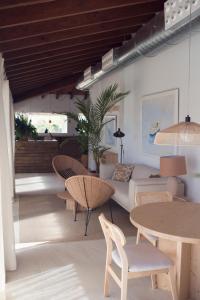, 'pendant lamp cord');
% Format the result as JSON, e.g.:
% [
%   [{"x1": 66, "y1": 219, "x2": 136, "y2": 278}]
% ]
[{"x1": 187, "y1": 0, "x2": 192, "y2": 117}]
